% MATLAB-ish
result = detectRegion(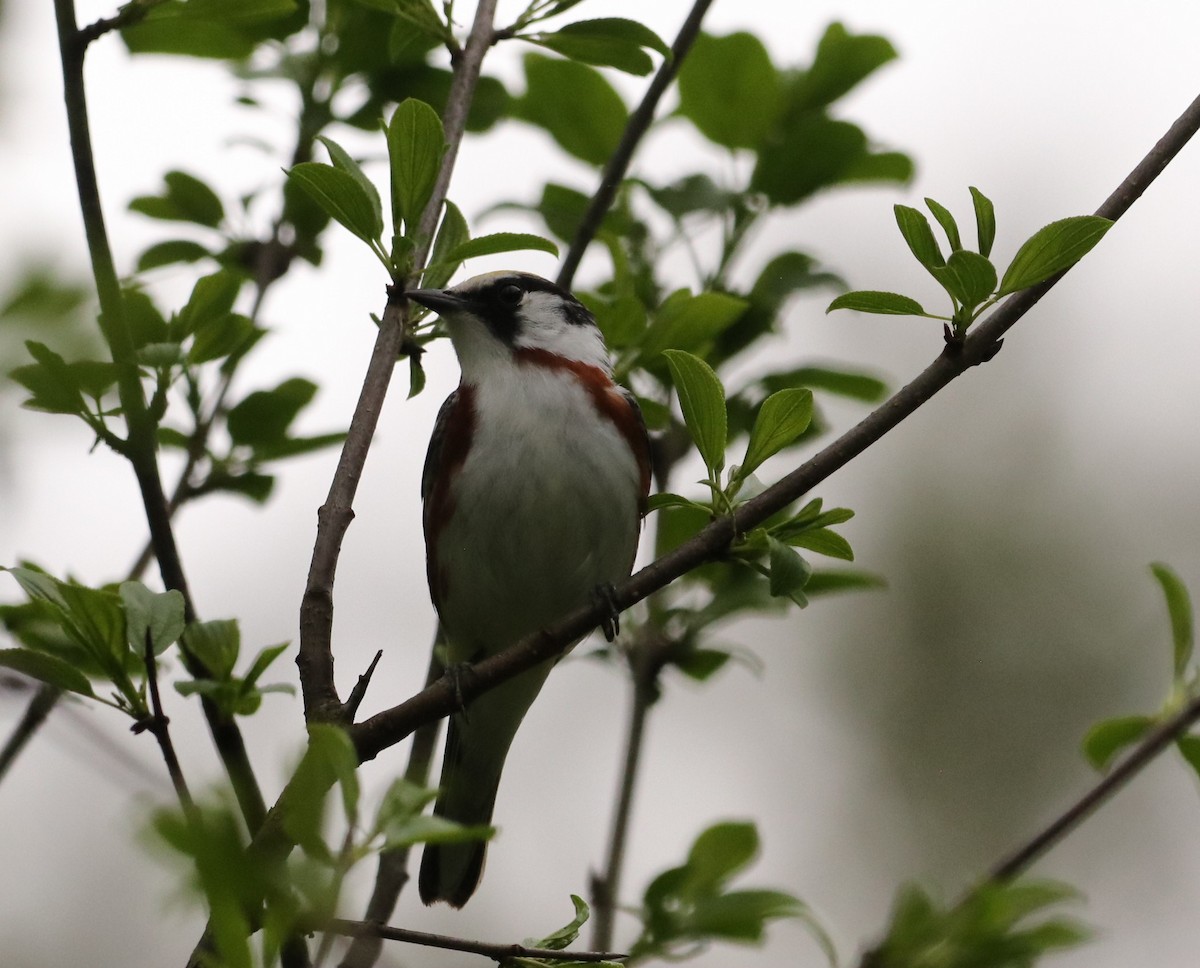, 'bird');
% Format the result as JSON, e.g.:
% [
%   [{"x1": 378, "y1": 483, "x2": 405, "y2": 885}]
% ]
[{"x1": 406, "y1": 270, "x2": 652, "y2": 908}]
